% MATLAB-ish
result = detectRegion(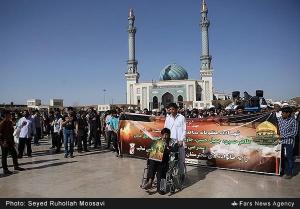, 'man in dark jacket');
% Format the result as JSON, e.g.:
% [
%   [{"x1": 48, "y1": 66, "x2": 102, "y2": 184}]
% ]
[
  {"x1": 88, "y1": 109, "x2": 101, "y2": 149},
  {"x1": 76, "y1": 111, "x2": 89, "y2": 152},
  {"x1": 0, "y1": 110, "x2": 24, "y2": 175}
]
